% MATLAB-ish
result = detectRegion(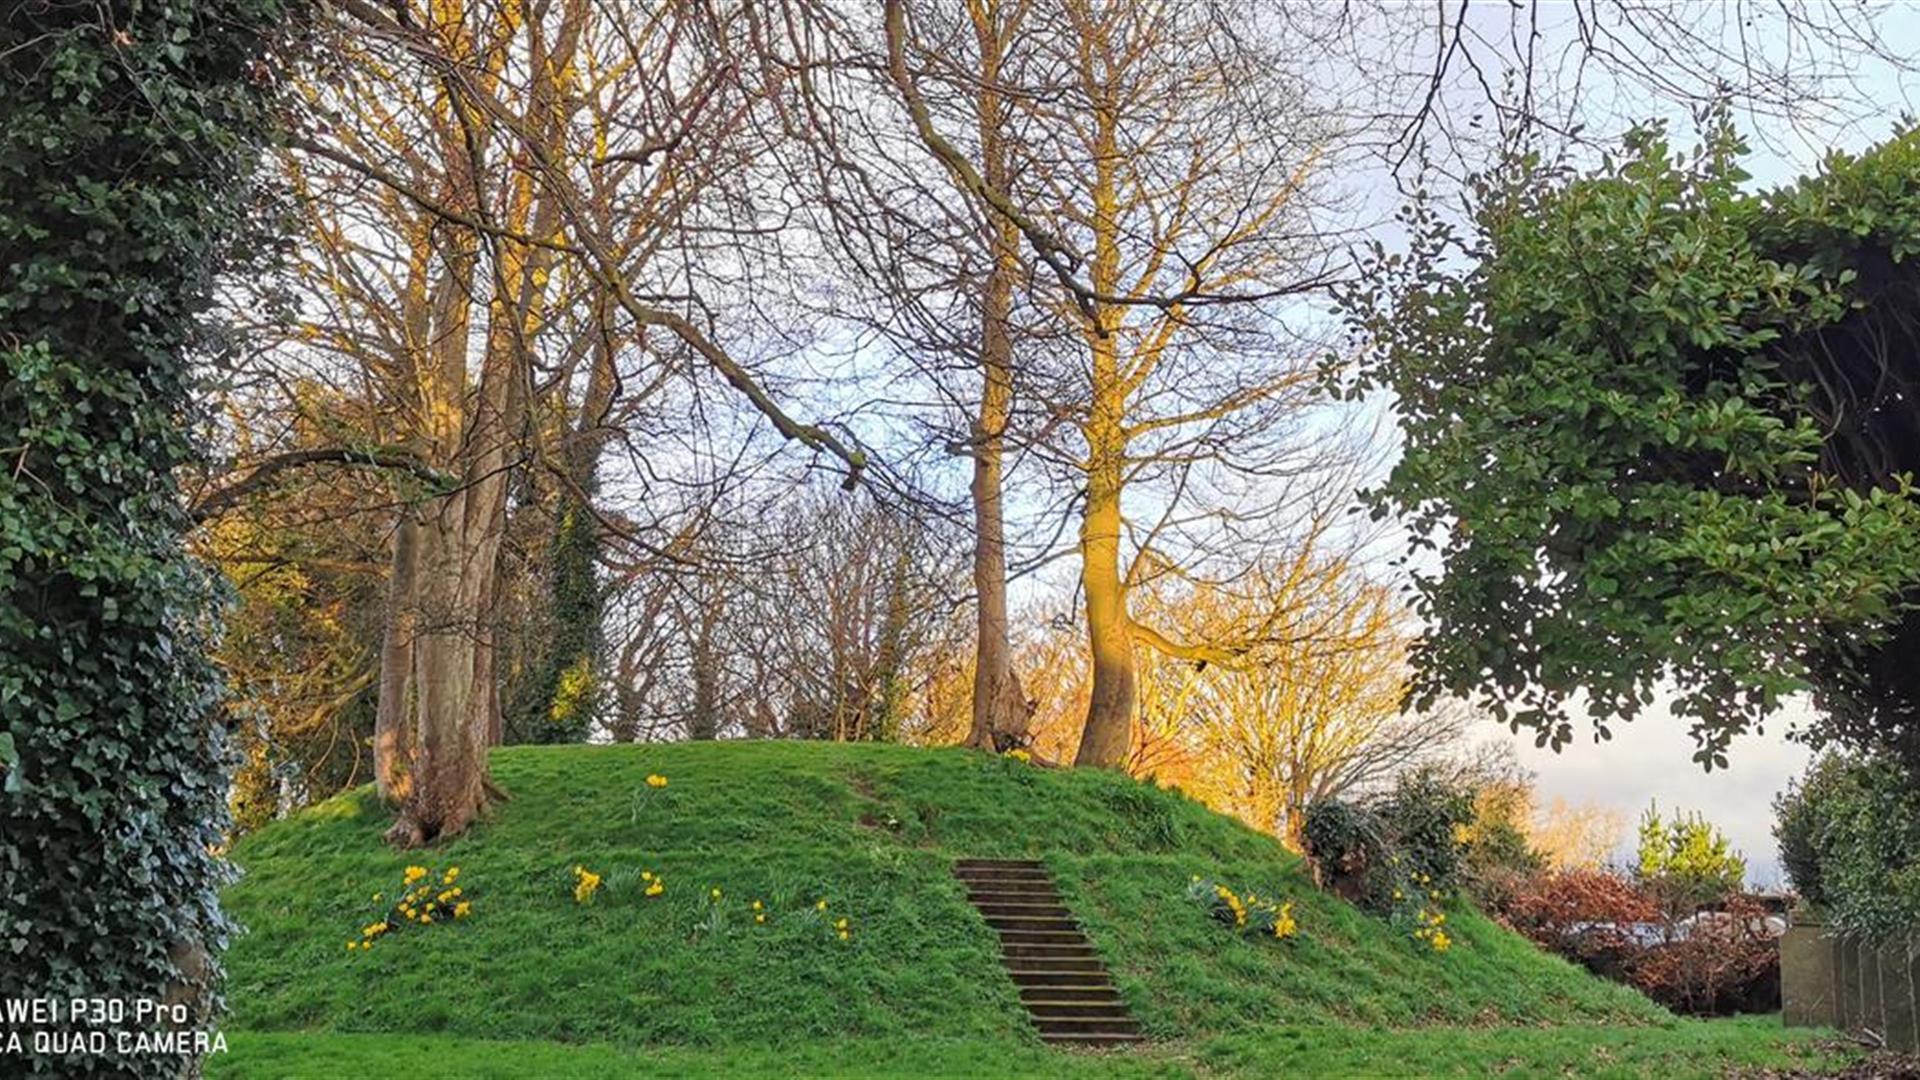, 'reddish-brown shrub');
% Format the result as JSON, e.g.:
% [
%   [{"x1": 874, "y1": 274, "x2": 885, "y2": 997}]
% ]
[
  {"x1": 1486, "y1": 870, "x2": 1779, "y2": 1016},
  {"x1": 1630, "y1": 897, "x2": 1781, "y2": 1015}
]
